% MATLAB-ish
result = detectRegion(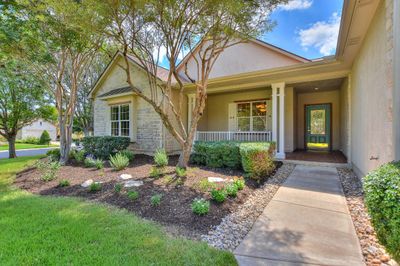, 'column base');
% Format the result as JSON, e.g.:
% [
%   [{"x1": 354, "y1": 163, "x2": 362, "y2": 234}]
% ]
[{"x1": 275, "y1": 152, "x2": 286, "y2": 159}]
